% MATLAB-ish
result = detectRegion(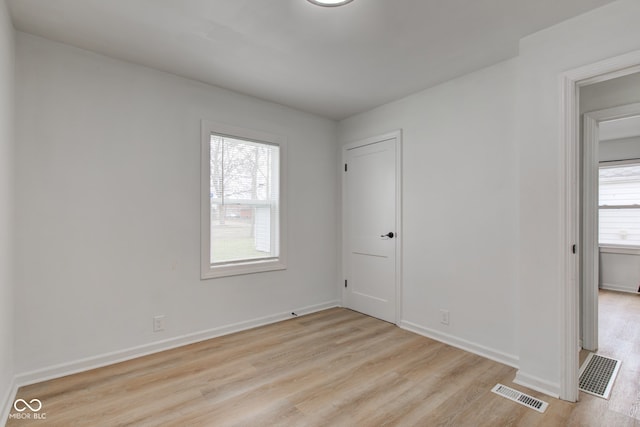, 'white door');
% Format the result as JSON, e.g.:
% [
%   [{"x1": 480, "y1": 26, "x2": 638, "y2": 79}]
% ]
[{"x1": 344, "y1": 133, "x2": 400, "y2": 324}]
